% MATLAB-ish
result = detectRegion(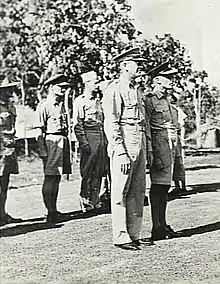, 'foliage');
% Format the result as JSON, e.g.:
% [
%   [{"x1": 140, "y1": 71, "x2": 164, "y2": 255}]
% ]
[
  {"x1": 0, "y1": 0, "x2": 220, "y2": 136},
  {"x1": 0, "y1": 0, "x2": 140, "y2": 108},
  {"x1": 140, "y1": 34, "x2": 193, "y2": 83}
]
